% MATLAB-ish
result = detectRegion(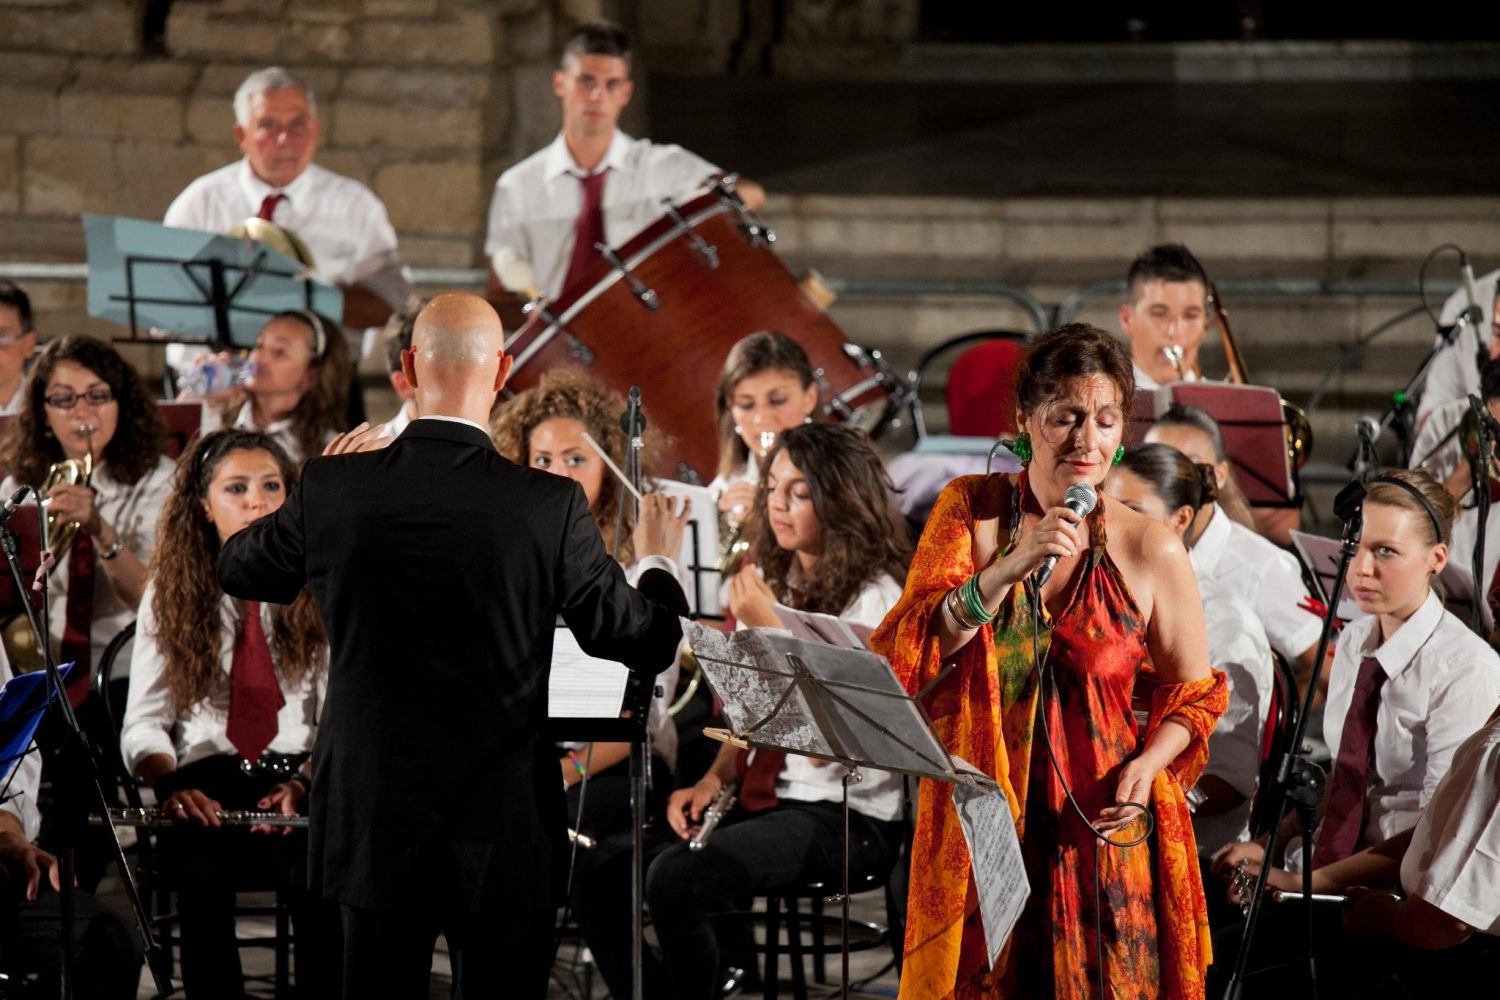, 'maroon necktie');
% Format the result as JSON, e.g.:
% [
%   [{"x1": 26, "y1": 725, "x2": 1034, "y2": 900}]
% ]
[
  {"x1": 1312, "y1": 655, "x2": 1387, "y2": 867},
  {"x1": 735, "y1": 746, "x2": 785, "y2": 814},
  {"x1": 257, "y1": 193, "x2": 286, "y2": 221},
  {"x1": 60, "y1": 534, "x2": 95, "y2": 708},
  {"x1": 226, "y1": 601, "x2": 284, "y2": 762},
  {"x1": 561, "y1": 170, "x2": 607, "y2": 294}
]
